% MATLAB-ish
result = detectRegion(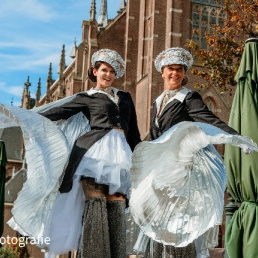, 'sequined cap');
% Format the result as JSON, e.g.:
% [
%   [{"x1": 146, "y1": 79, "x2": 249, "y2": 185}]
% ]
[
  {"x1": 91, "y1": 49, "x2": 126, "y2": 78},
  {"x1": 154, "y1": 47, "x2": 193, "y2": 72}
]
